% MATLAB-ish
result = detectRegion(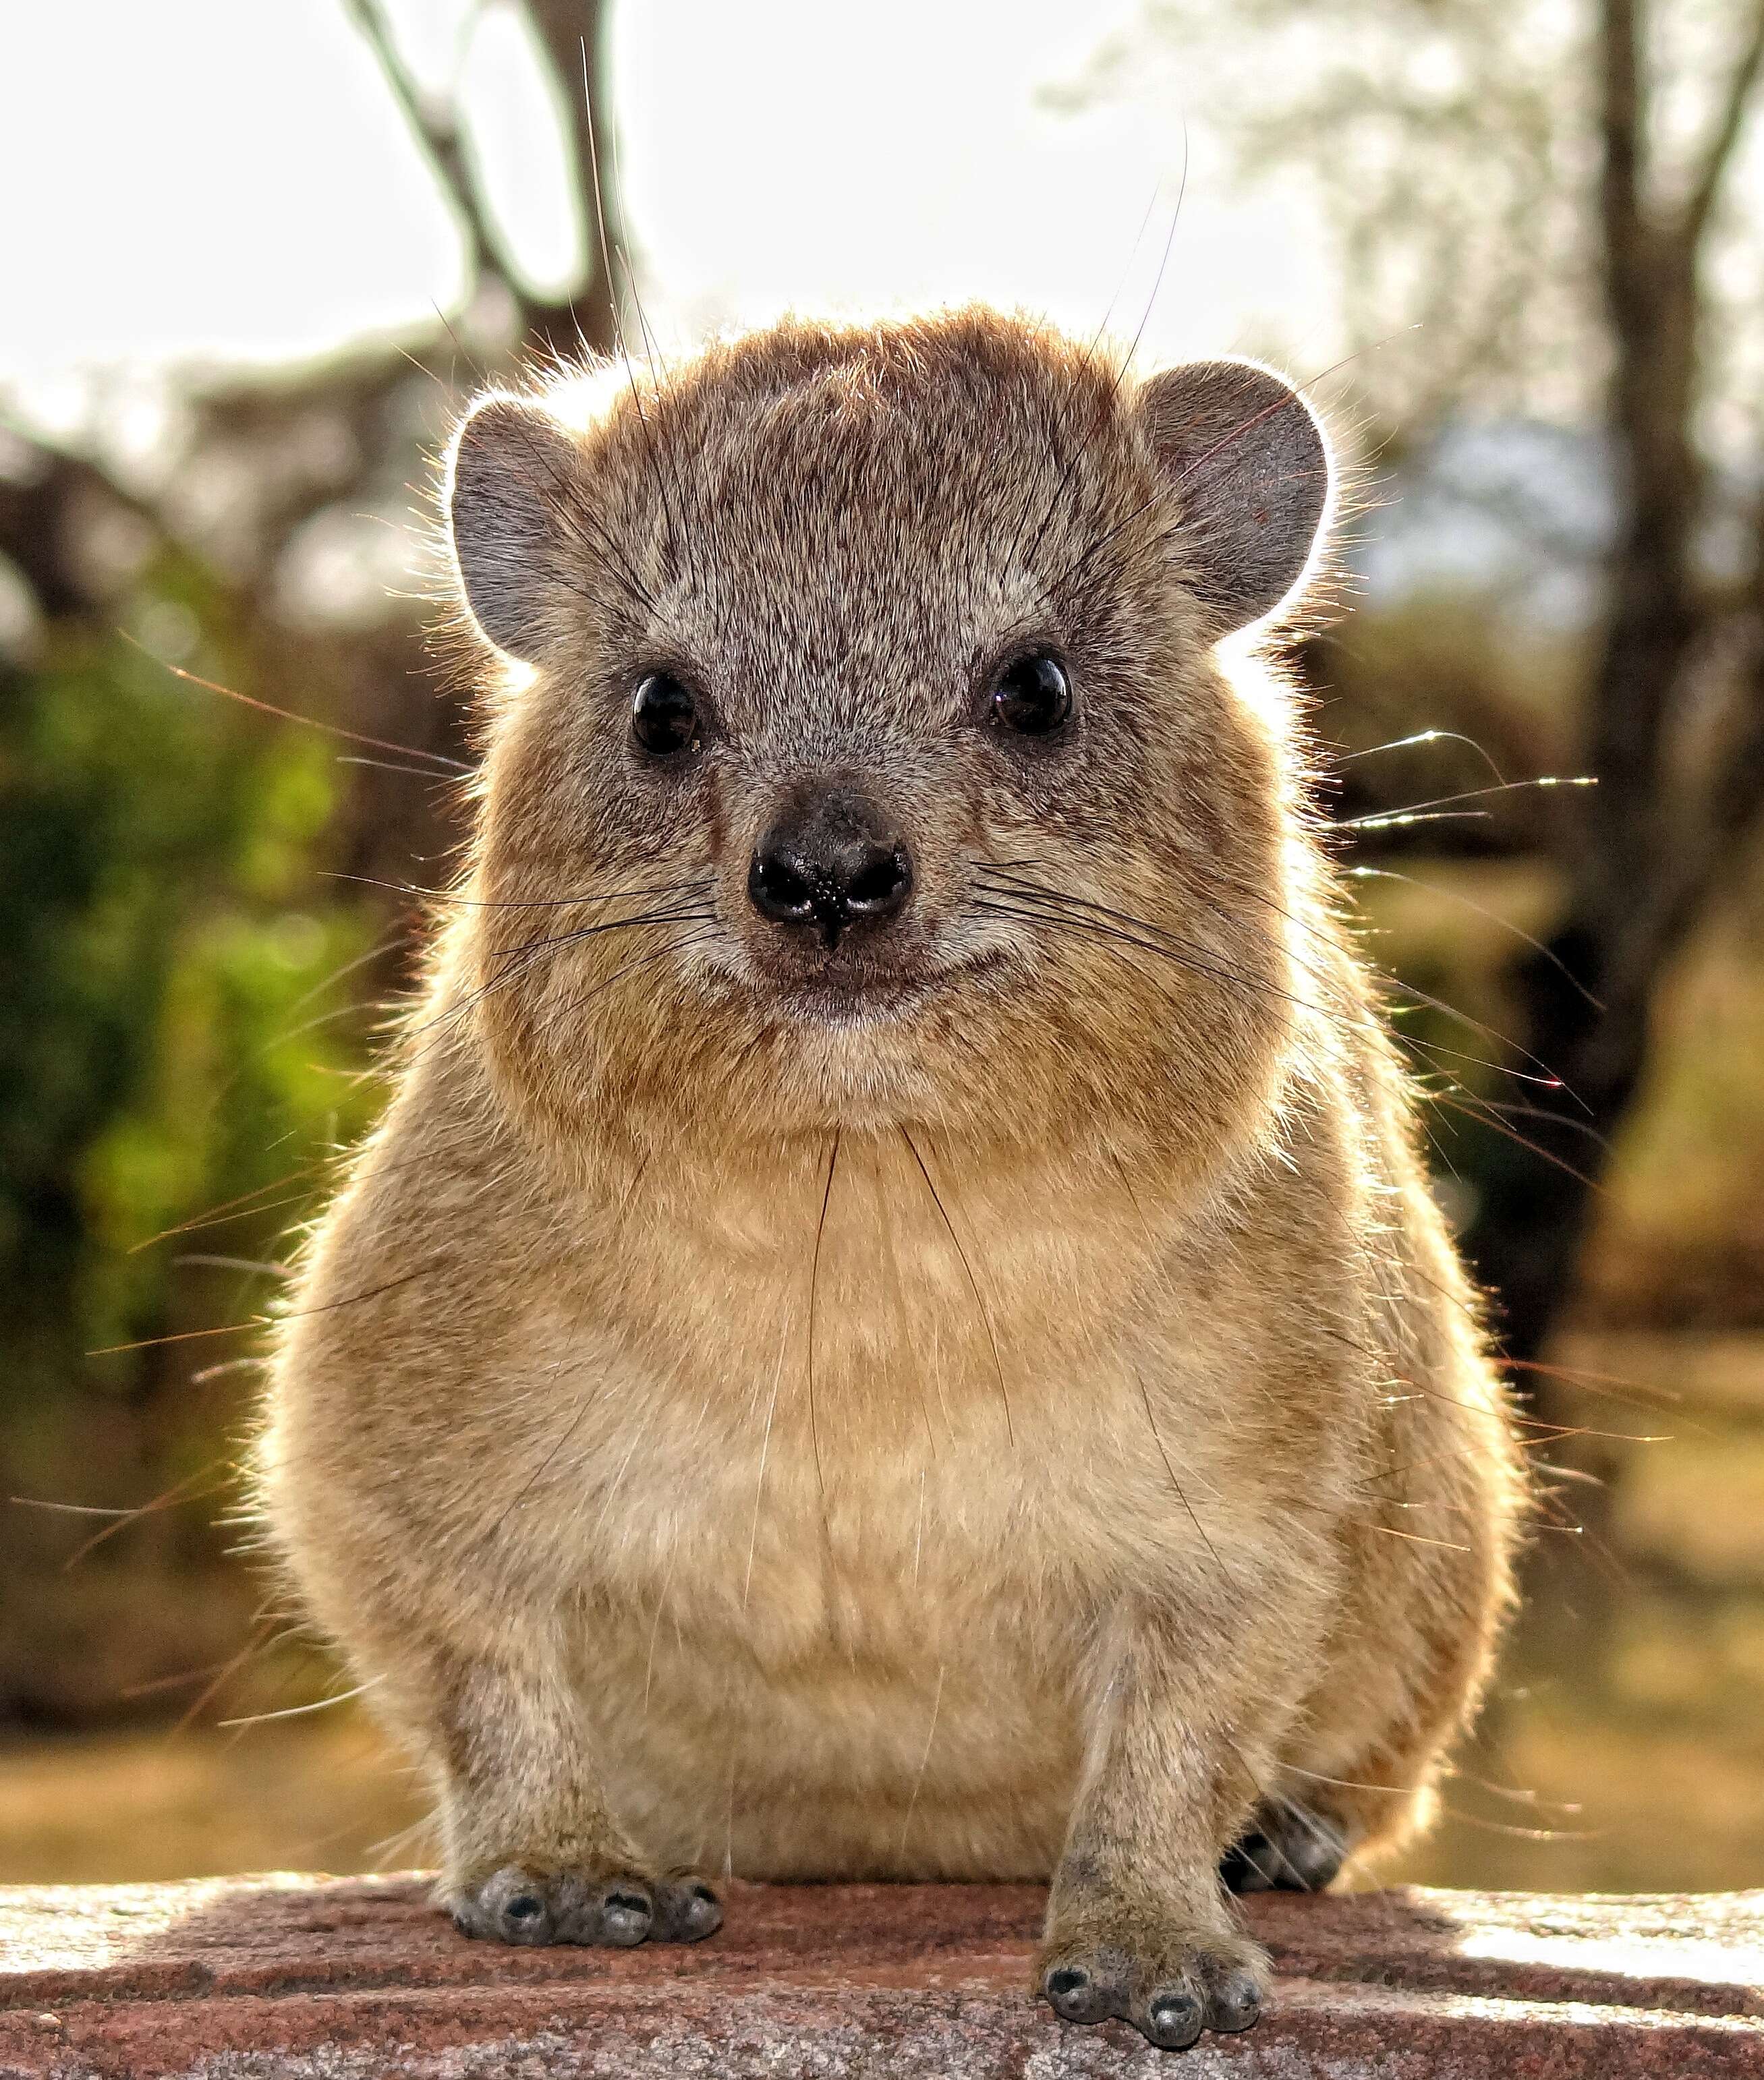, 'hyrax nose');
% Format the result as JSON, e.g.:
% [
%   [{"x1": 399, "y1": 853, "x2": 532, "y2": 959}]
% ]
[{"x1": 748, "y1": 787, "x2": 913, "y2": 948}]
